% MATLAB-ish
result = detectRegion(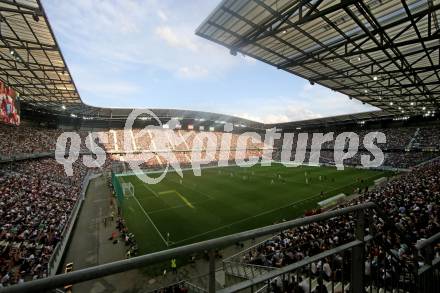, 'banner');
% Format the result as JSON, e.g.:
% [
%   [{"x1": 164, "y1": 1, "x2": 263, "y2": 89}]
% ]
[{"x1": 0, "y1": 81, "x2": 20, "y2": 126}]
